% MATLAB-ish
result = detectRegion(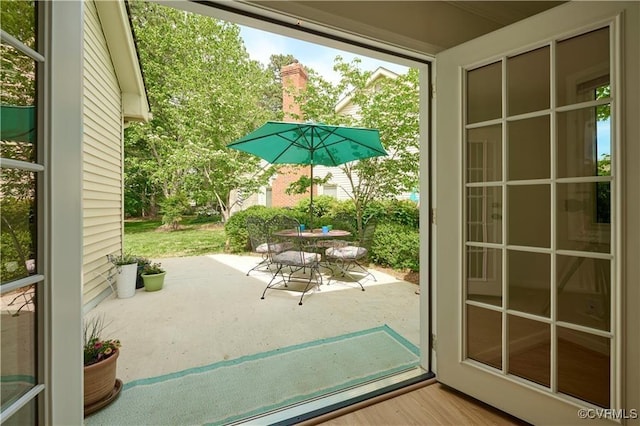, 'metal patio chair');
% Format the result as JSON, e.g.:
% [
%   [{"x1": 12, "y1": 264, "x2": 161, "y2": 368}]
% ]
[
  {"x1": 246, "y1": 216, "x2": 279, "y2": 276},
  {"x1": 325, "y1": 217, "x2": 378, "y2": 290},
  {"x1": 261, "y1": 215, "x2": 322, "y2": 305}
]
